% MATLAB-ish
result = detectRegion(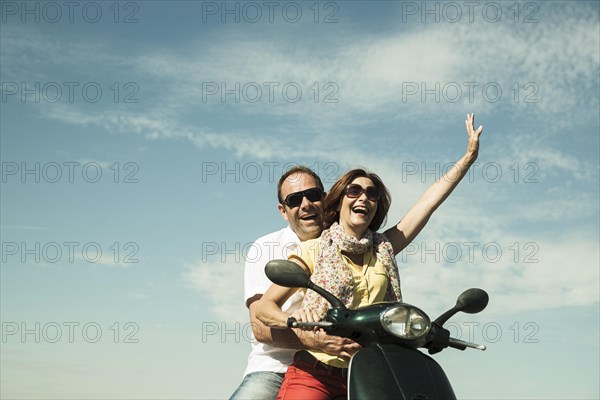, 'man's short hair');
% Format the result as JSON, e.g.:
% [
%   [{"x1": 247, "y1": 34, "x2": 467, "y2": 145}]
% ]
[{"x1": 277, "y1": 166, "x2": 325, "y2": 204}]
